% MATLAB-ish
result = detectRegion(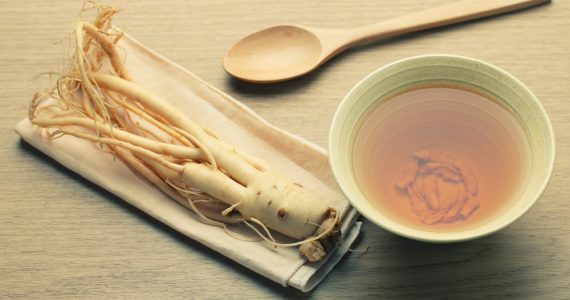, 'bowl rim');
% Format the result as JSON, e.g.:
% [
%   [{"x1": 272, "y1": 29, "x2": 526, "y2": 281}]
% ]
[{"x1": 328, "y1": 54, "x2": 555, "y2": 242}]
